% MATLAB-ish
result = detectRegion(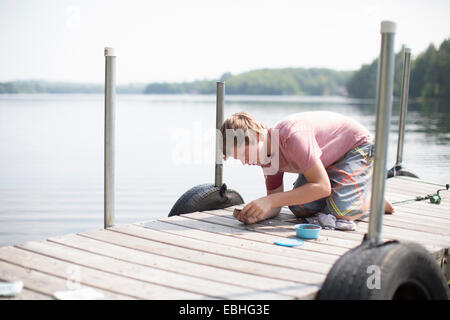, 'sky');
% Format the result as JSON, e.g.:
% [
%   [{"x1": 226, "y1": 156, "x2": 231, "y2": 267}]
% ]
[{"x1": 1, "y1": 0, "x2": 449, "y2": 84}]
